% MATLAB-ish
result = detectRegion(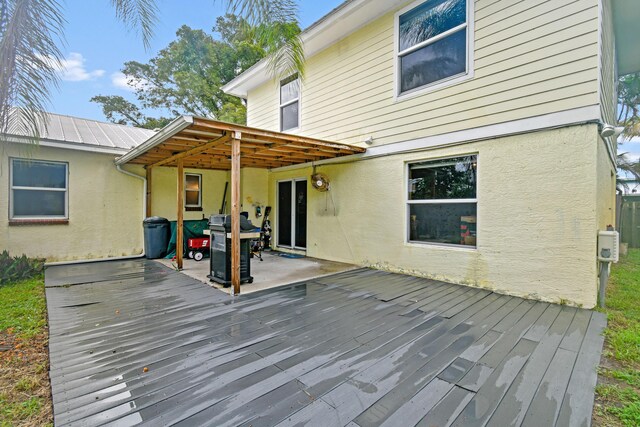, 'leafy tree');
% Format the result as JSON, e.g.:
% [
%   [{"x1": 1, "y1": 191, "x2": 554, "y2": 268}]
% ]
[
  {"x1": 616, "y1": 73, "x2": 640, "y2": 192},
  {"x1": 92, "y1": 16, "x2": 298, "y2": 126},
  {"x1": 89, "y1": 95, "x2": 167, "y2": 129}
]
